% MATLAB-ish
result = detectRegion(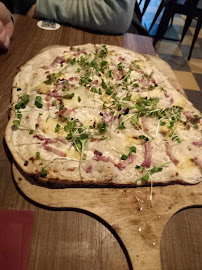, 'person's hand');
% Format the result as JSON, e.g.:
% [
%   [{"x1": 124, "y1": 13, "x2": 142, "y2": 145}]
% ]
[
  {"x1": 0, "y1": 2, "x2": 14, "y2": 50},
  {"x1": 27, "y1": 4, "x2": 36, "y2": 18}
]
